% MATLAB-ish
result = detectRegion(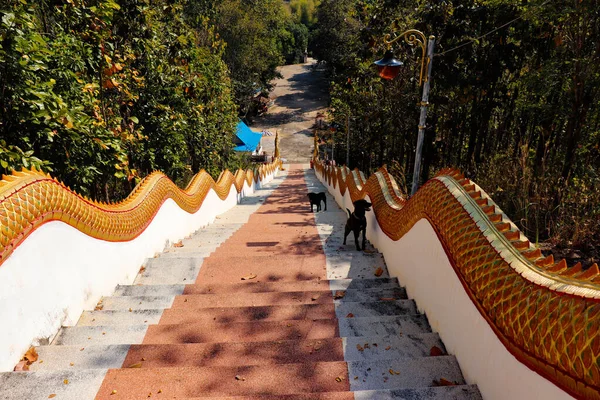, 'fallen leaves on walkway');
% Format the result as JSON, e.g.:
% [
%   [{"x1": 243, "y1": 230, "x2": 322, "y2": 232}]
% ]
[
  {"x1": 241, "y1": 273, "x2": 257, "y2": 280},
  {"x1": 48, "y1": 395, "x2": 56, "y2": 399},
  {"x1": 374, "y1": 267, "x2": 384, "y2": 277},
  {"x1": 389, "y1": 369, "x2": 400, "y2": 375},
  {"x1": 346, "y1": 313, "x2": 354, "y2": 318},
  {"x1": 235, "y1": 375, "x2": 246, "y2": 381},
  {"x1": 335, "y1": 376, "x2": 345, "y2": 382},
  {"x1": 127, "y1": 362, "x2": 143, "y2": 368},
  {"x1": 173, "y1": 241, "x2": 184, "y2": 247},
  {"x1": 357, "y1": 344, "x2": 364, "y2": 352}
]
